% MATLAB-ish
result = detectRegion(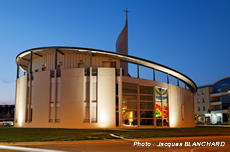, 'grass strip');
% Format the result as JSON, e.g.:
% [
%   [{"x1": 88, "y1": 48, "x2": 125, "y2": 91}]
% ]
[{"x1": 0, "y1": 126, "x2": 230, "y2": 142}]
